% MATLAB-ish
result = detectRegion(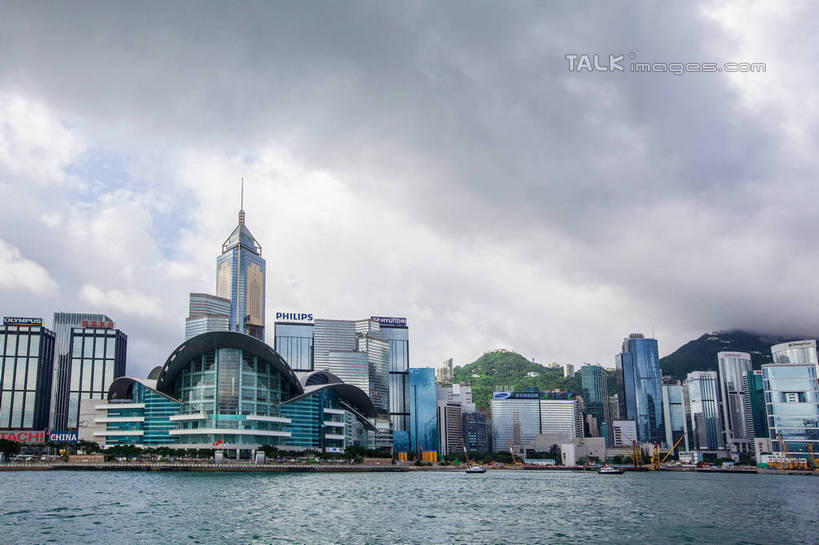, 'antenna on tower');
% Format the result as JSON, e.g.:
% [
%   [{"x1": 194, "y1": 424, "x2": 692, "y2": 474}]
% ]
[{"x1": 239, "y1": 178, "x2": 245, "y2": 226}]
